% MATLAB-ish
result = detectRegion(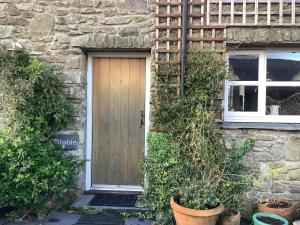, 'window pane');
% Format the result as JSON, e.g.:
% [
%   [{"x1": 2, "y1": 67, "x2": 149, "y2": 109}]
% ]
[
  {"x1": 267, "y1": 52, "x2": 300, "y2": 81},
  {"x1": 229, "y1": 55, "x2": 259, "y2": 81},
  {"x1": 266, "y1": 87, "x2": 300, "y2": 115},
  {"x1": 228, "y1": 86, "x2": 258, "y2": 112}
]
